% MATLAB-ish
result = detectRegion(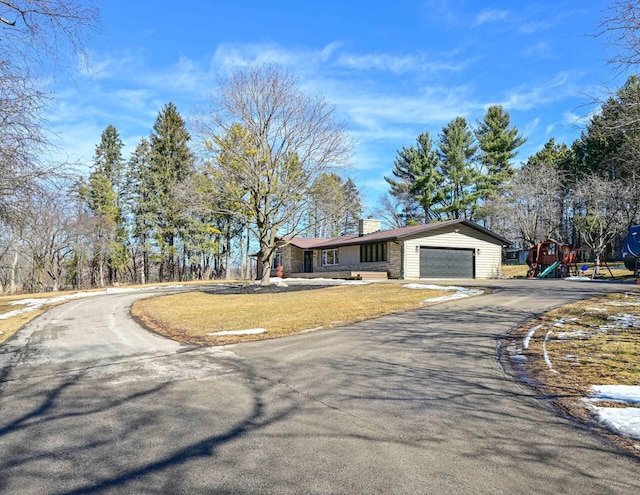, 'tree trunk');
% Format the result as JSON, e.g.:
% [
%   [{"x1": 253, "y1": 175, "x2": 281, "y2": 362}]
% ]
[
  {"x1": 225, "y1": 223, "x2": 232, "y2": 280},
  {"x1": 9, "y1": 246, "x2": 19, "y2": 294},
  {"x1": 244, "y1": 227, "x2": 251, "y2": 280},
  {"x1": 99, "y1": 256, "x2": 105, "y2": 288}
]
